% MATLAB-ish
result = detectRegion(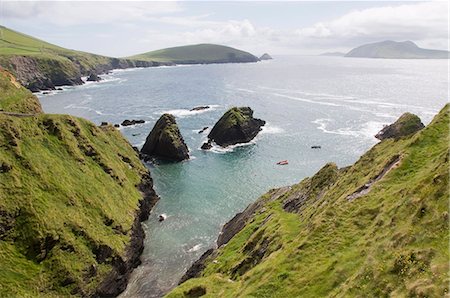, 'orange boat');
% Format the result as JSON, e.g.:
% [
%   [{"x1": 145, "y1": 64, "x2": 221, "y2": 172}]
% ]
[{"x1": 277, "y1": 160, "x2": 289, "y2": 165}]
